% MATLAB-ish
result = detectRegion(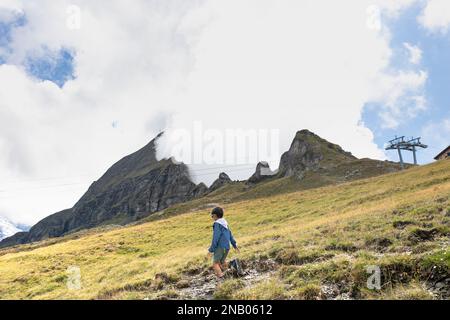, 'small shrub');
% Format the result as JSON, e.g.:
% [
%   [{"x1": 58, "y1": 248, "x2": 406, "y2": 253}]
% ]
[
  {"x1": 214, "y1": 279, "x2": 245, "y2": 300},
  {"x1": 274, "y1": 248, "x2": 300, "y2": 265},
  {"x1": 365, "y1": 237, "x2": 393, "y2": 250},
  {"x1": 373, "y1": 255, "x2": 418, "y2": 287},
  {"x1": 153, "y1": 272, "x2": 179, "y2": 289},
  {"x1": 234, "y1": 280, "x2": 287, "y2": 300},
  {"x1": 278, "y1": 265, "x2": 300, "y2": 280},
  {"x1": 138, "y1": 252, "x2": 151, "y2": 258},
  {"x1": 294, "y1": 283, "x2": 321, "y2": 300},
  {"x1": 156, "y1": 289, "x2": 179, "y2": 300},
  {"x1": 393, "y1": 220, "x2": 414, "y2": 229},
  {"x1": 325, "y1": 240, "x2": 358, "y2": 252},
  {"x1": 175, "y1": 280, "x2": 190, "y2": 289},
  {"x1": 408, "y1": 228, "x2": 439, "y2": 243}
]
